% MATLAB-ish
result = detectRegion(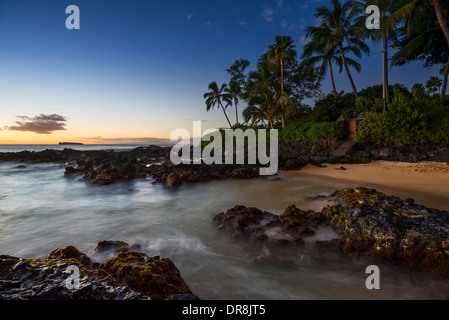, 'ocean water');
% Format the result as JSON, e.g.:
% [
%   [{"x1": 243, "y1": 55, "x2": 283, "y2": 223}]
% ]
[
  {"x1": 1, "y1": 156, "x2": 449, "y2": 299},
  {"x1": 0, "y1": 144, "x2": 154, "y2": 153}
]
